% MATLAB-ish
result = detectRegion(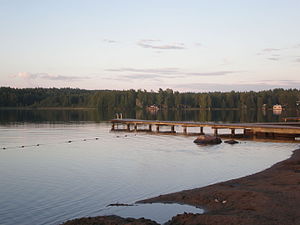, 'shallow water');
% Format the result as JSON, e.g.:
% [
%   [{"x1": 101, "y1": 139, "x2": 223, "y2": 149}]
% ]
[
  {"x1": 103, "y1": 203, "x2": 203, "y2": 224},
  {"x1": 0, "y1": 122, "x2": 298, "y2": 225}
]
